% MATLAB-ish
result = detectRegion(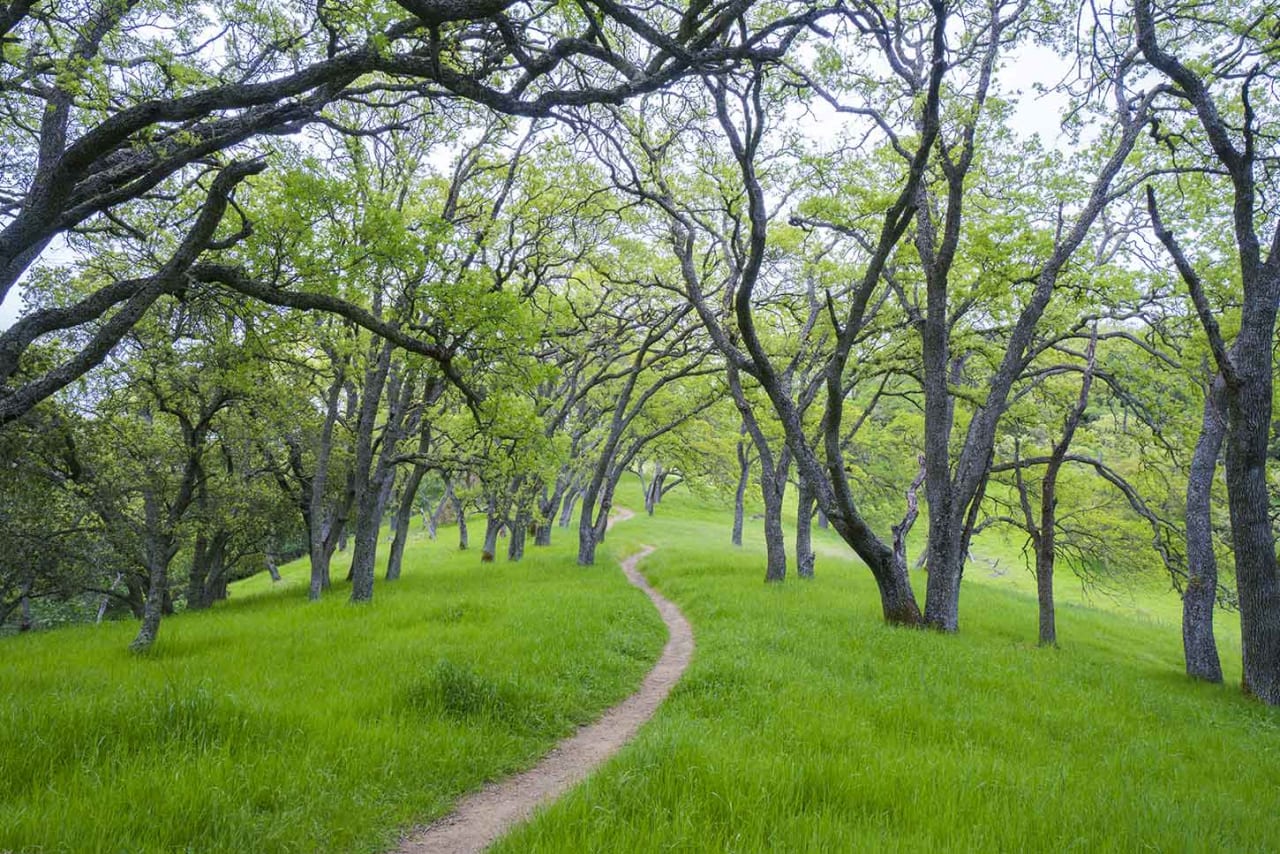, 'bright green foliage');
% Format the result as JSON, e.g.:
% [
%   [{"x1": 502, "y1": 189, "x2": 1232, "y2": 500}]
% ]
[{"x1": 0, "y1": 523, "x2": 663, "y2": 852}]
